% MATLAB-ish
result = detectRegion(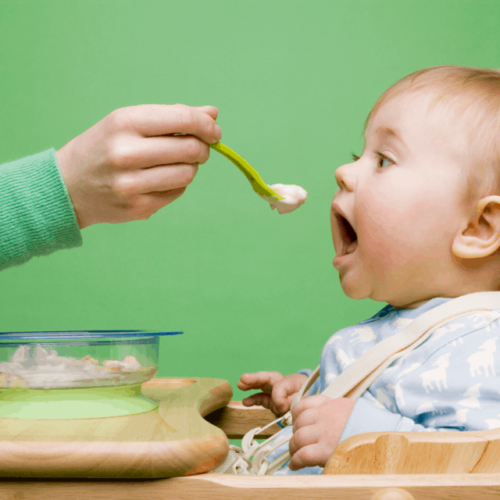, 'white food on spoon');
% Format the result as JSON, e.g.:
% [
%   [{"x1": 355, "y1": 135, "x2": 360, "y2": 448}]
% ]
[{"x1": 260, "y1": 184, "x2": 308, "y2": 214}]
